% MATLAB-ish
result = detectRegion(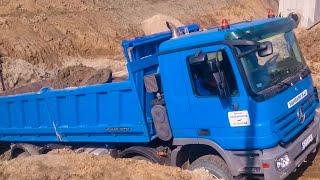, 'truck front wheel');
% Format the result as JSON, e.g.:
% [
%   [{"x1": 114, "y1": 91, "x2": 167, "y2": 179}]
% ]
[{"x1": 189, "y1": 155, "x2": 233, "y2": 180}]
